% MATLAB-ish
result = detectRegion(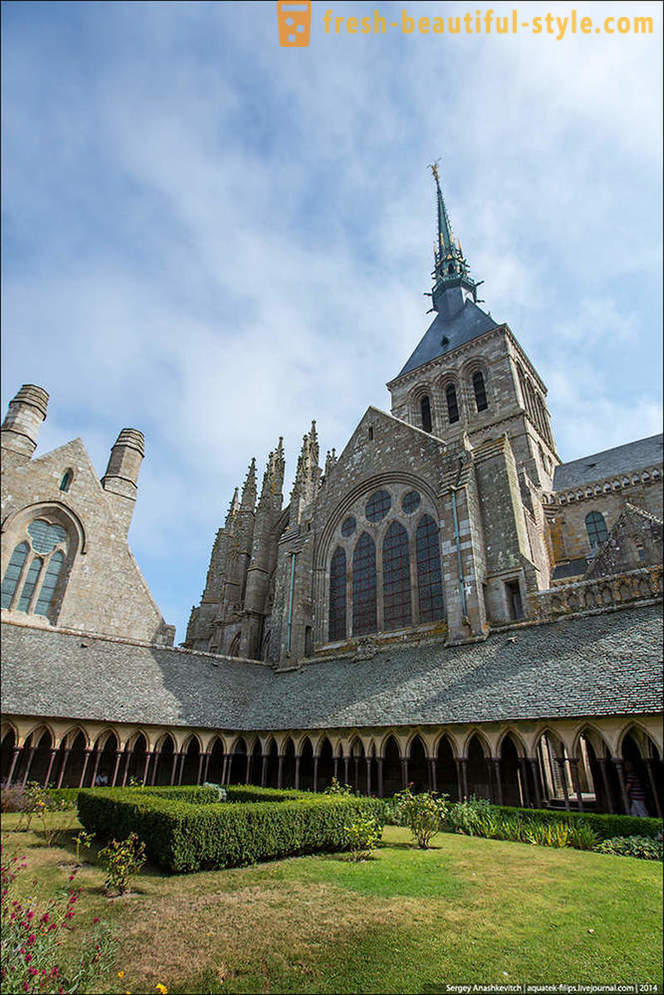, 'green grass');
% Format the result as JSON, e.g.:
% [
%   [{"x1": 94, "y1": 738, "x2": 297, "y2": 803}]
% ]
[{"x1": 2, "y1": 812, "x2": 662, "y2": 994}]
